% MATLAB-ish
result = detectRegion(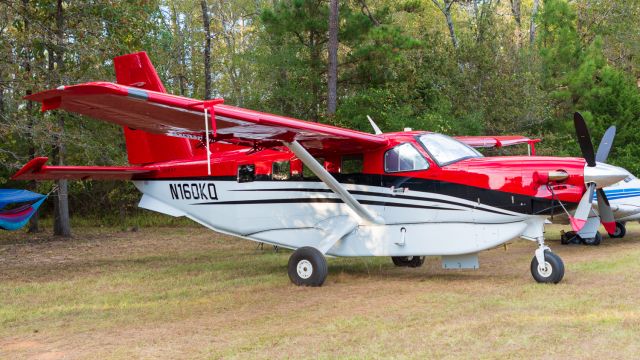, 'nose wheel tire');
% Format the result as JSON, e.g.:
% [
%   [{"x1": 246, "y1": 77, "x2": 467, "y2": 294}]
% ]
[
  {"x1": 608, "y1": 221, "x2": 626, "y2": 238},
  {"x1": 530, "y1": 250, "x2": 564, "y2": 284},
  {"x1": 288, "y1": 247, "x2": 328, "y2": 287},
  {"x1": 391, "y1": 256, "x2": 425, "y2": 268}
]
